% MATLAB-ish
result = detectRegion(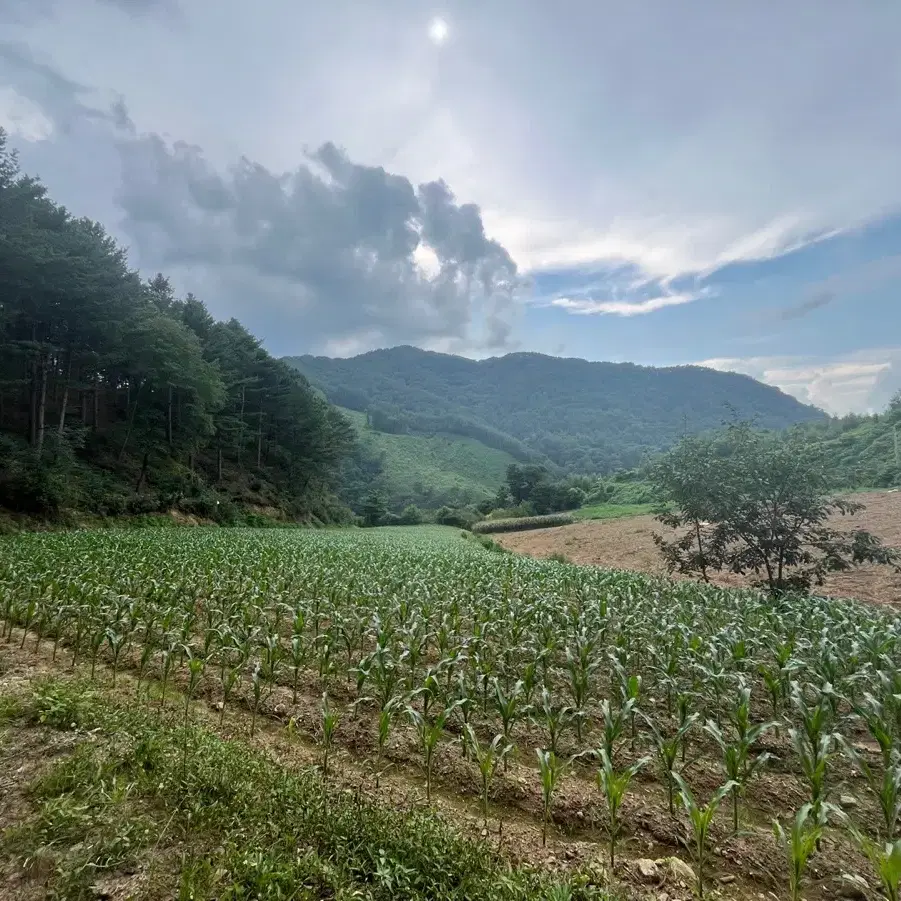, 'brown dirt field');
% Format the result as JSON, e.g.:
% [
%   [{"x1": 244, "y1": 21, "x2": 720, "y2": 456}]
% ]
[{"x1": 496, "y1": 490, "x2": 901, "y2": 606}]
